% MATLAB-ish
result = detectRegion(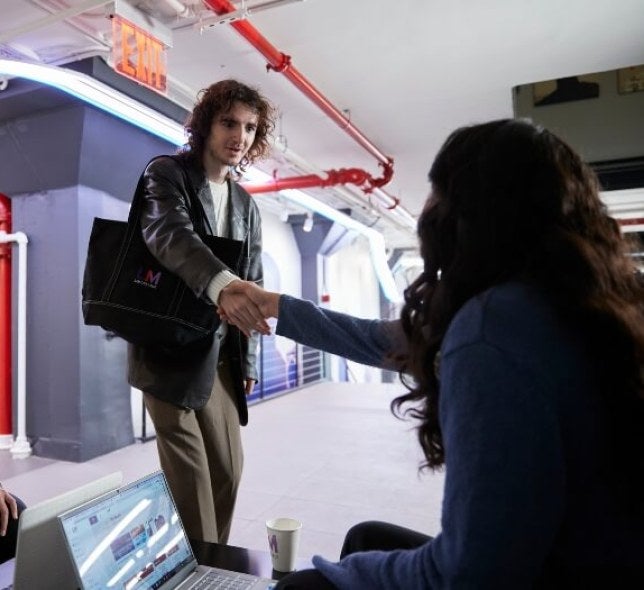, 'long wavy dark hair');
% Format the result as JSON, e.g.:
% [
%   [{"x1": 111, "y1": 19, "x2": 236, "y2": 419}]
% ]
[
  {"x1": 183, "y1": 79, "x2": 276, "y2": 172},
  {"x1": 394, "y1": 119, "x2": 644, "y2": 480}
]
